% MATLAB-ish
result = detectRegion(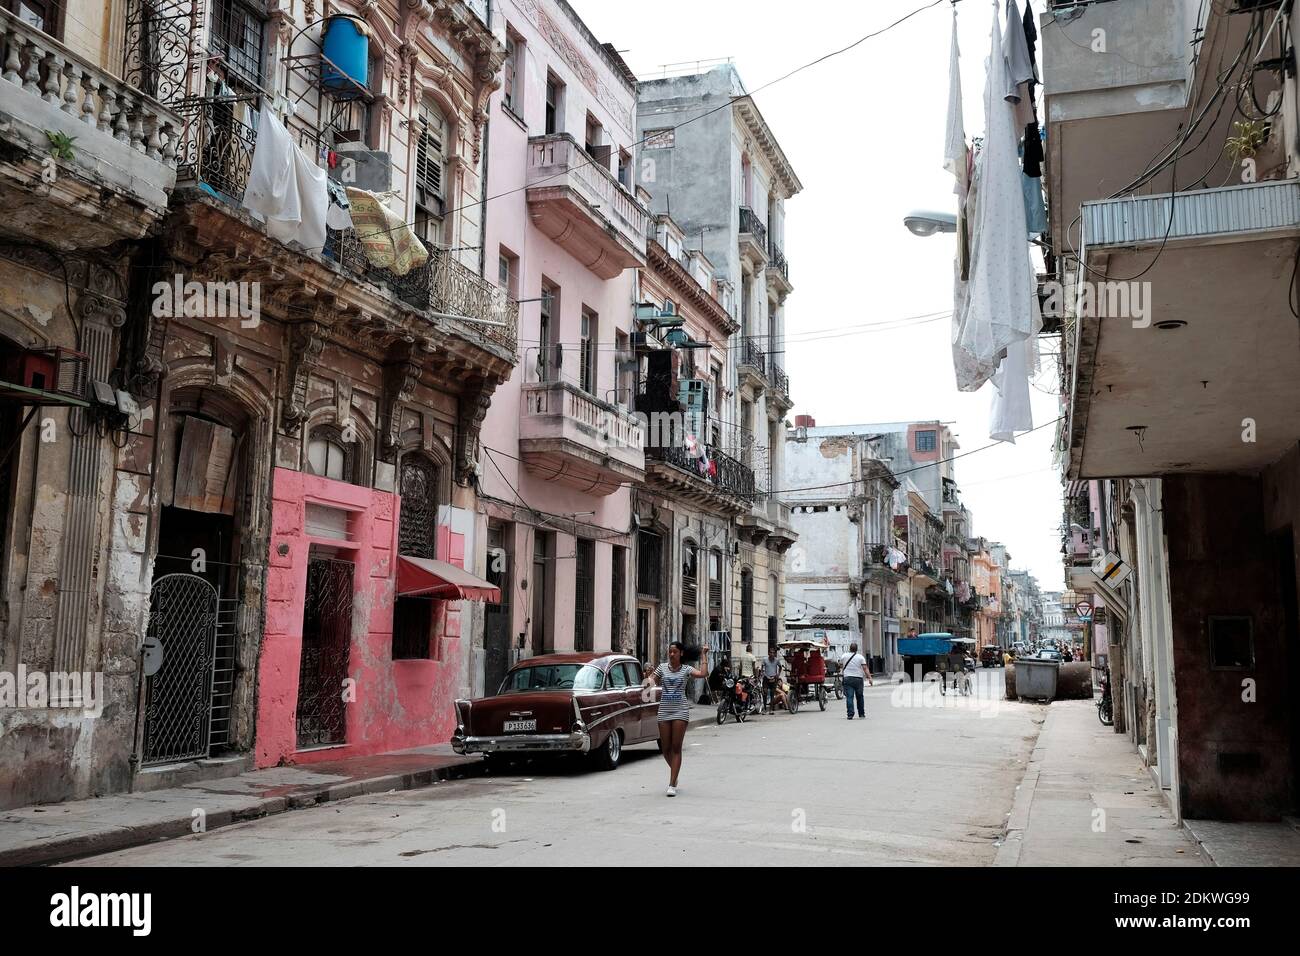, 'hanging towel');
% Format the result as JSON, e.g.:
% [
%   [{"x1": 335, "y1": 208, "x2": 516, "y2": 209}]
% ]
[
  {"x1": 244, "y1": 105, "x2": 328, "y2": 251},
  {"x1": 988, "y1": 260, "x2": 1043, "y2": 442},
  {"x1": 345, "y1": 187, "x2": 429, "y2": 276},
  {"x1": 953, "y1": 1, "x2": 1034, "y2": 394}
]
